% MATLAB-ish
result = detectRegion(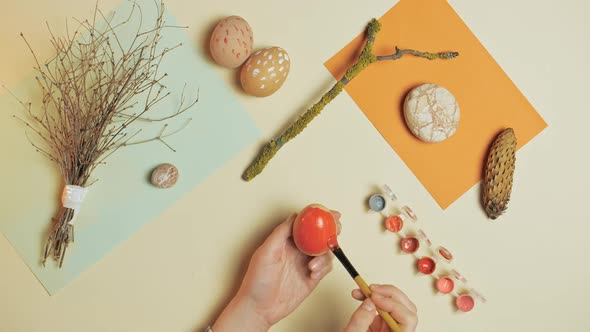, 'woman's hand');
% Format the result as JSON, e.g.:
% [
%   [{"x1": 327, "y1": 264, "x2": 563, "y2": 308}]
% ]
[
  {"x1": 213, "y1": 212, "x2": 341, "y2": 332},
  {"x1": 344, "y1": 284, "x2": 418, "y2": 332}
]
